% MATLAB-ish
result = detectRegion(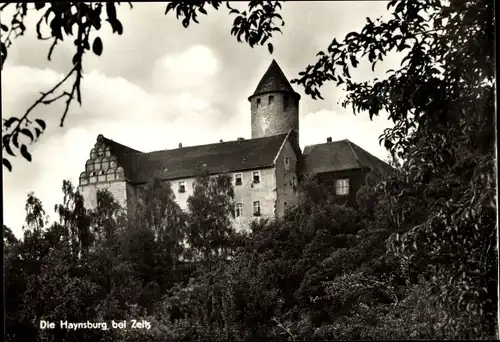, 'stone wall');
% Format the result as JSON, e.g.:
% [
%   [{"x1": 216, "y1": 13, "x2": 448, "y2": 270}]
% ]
[
  {"x1": 274, "y1": 139, "x2": 300, "y2": 216},
  {"x1": 132, "y1": 167, "x2": 278, "y2": 233},
  {"x1": 250, "y1": 92, "x2": 299, "y2": 143},
  {"x1": 79, "y1": 180, "x2": 128, "y2": 209},
  {"x1": 231, "y1": 167, "x2": 277, "y2": 232}
]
